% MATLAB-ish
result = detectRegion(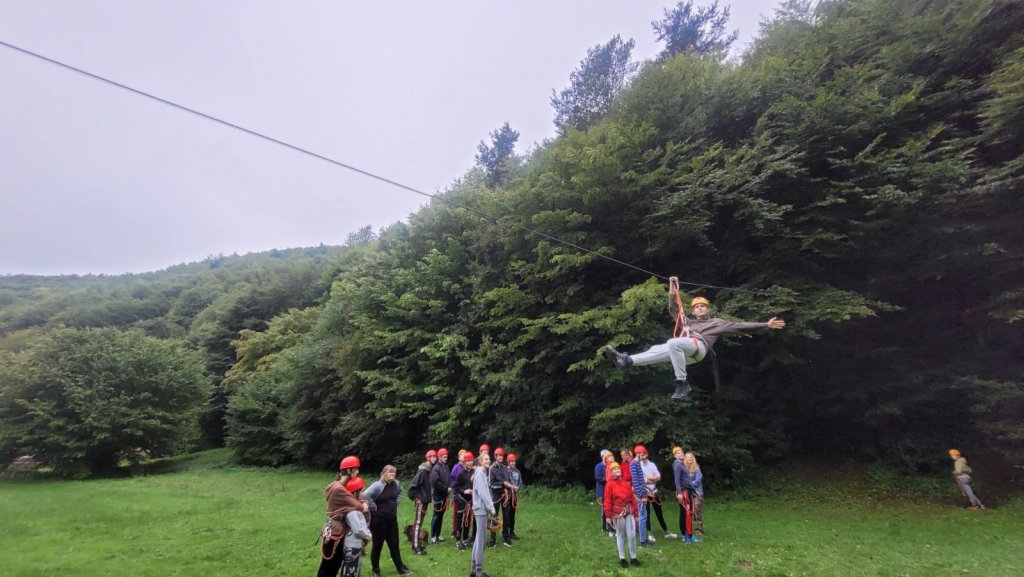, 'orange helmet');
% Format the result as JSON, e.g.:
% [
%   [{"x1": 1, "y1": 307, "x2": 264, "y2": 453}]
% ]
[
  {"x1": 948, "y1": 449, "x2": 961, "y2": 457},
  {"x1": 691, "y1": 297, "x2": 710, "y2": 308}
]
